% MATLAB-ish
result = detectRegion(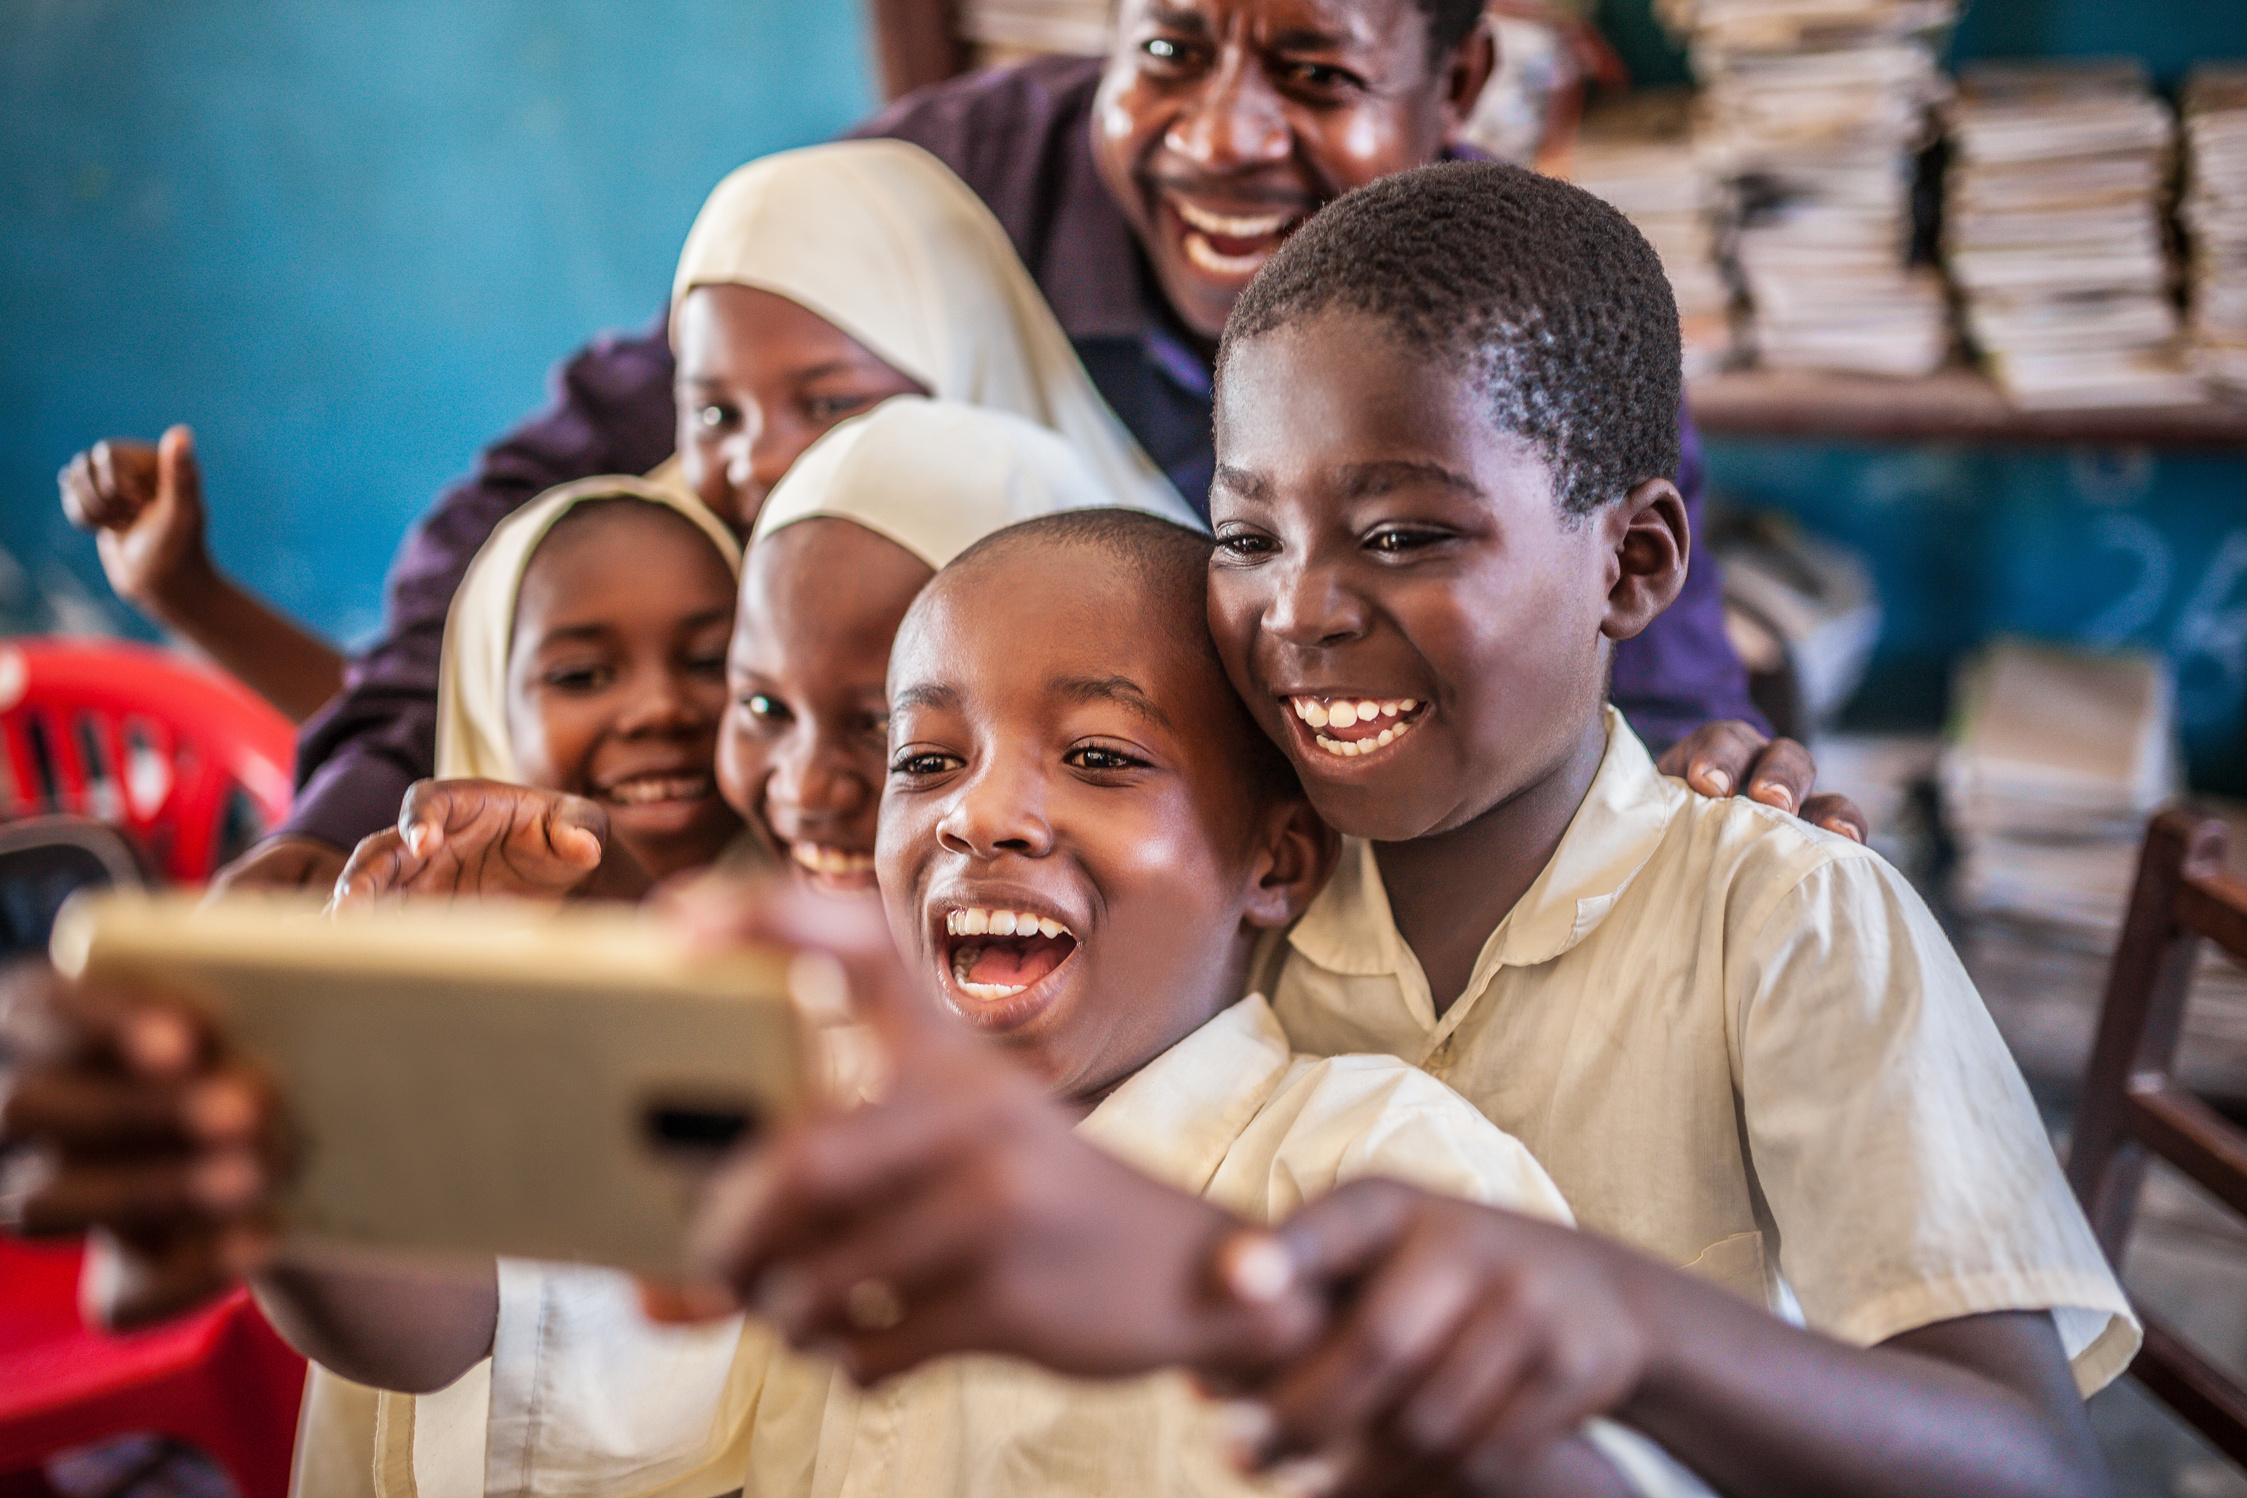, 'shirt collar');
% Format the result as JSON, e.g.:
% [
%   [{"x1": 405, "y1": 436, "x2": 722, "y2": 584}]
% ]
[
  {"x1": 1288, "y1": 708, "x2": 1686, "y2": 990},
  {"x1": 1077, "y1": 994, "x2": 1295, "y2": 1195}
]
